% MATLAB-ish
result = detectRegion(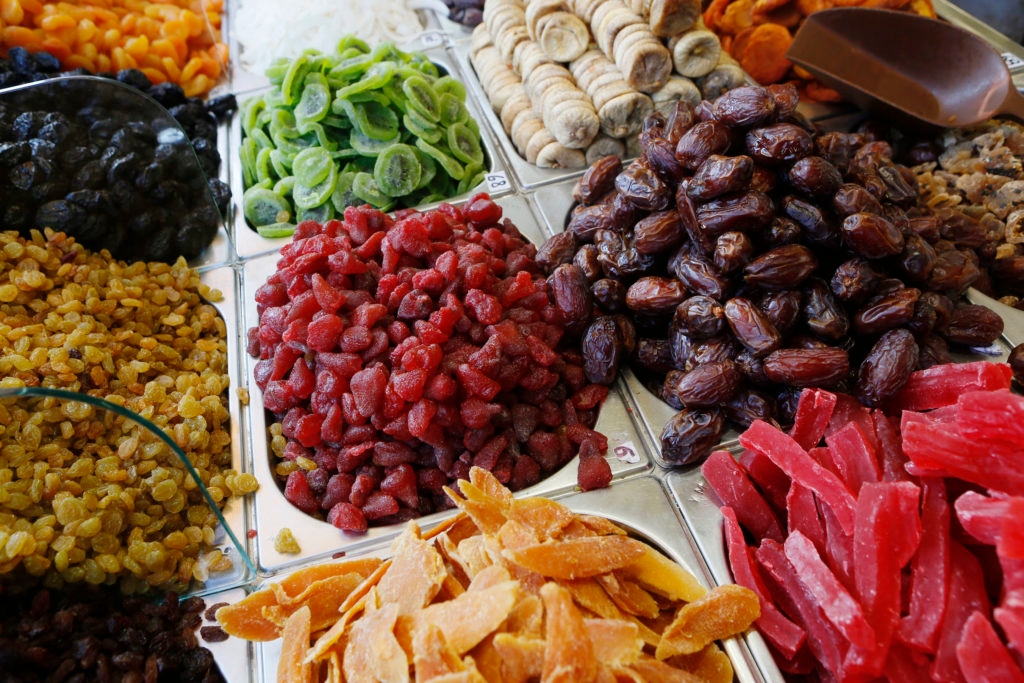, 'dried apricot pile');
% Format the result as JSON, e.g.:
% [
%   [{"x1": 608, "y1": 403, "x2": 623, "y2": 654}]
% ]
[
  {"x1": 702, "y1": 0, "x2": 935, "y2": 101},
  {"x1": 217, "y1": 466, "x2": 761, "y2": 682},
  {"x1": 247, "y1": 195, "x2": 615, "y2": 533}
]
